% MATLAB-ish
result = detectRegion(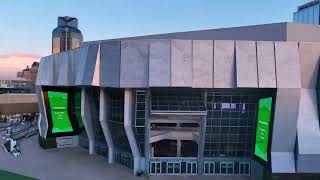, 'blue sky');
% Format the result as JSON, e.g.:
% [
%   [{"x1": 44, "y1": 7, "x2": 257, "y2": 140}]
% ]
[{"x1": 0, "y1": 0, "x2": 309, "y2": 76}]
